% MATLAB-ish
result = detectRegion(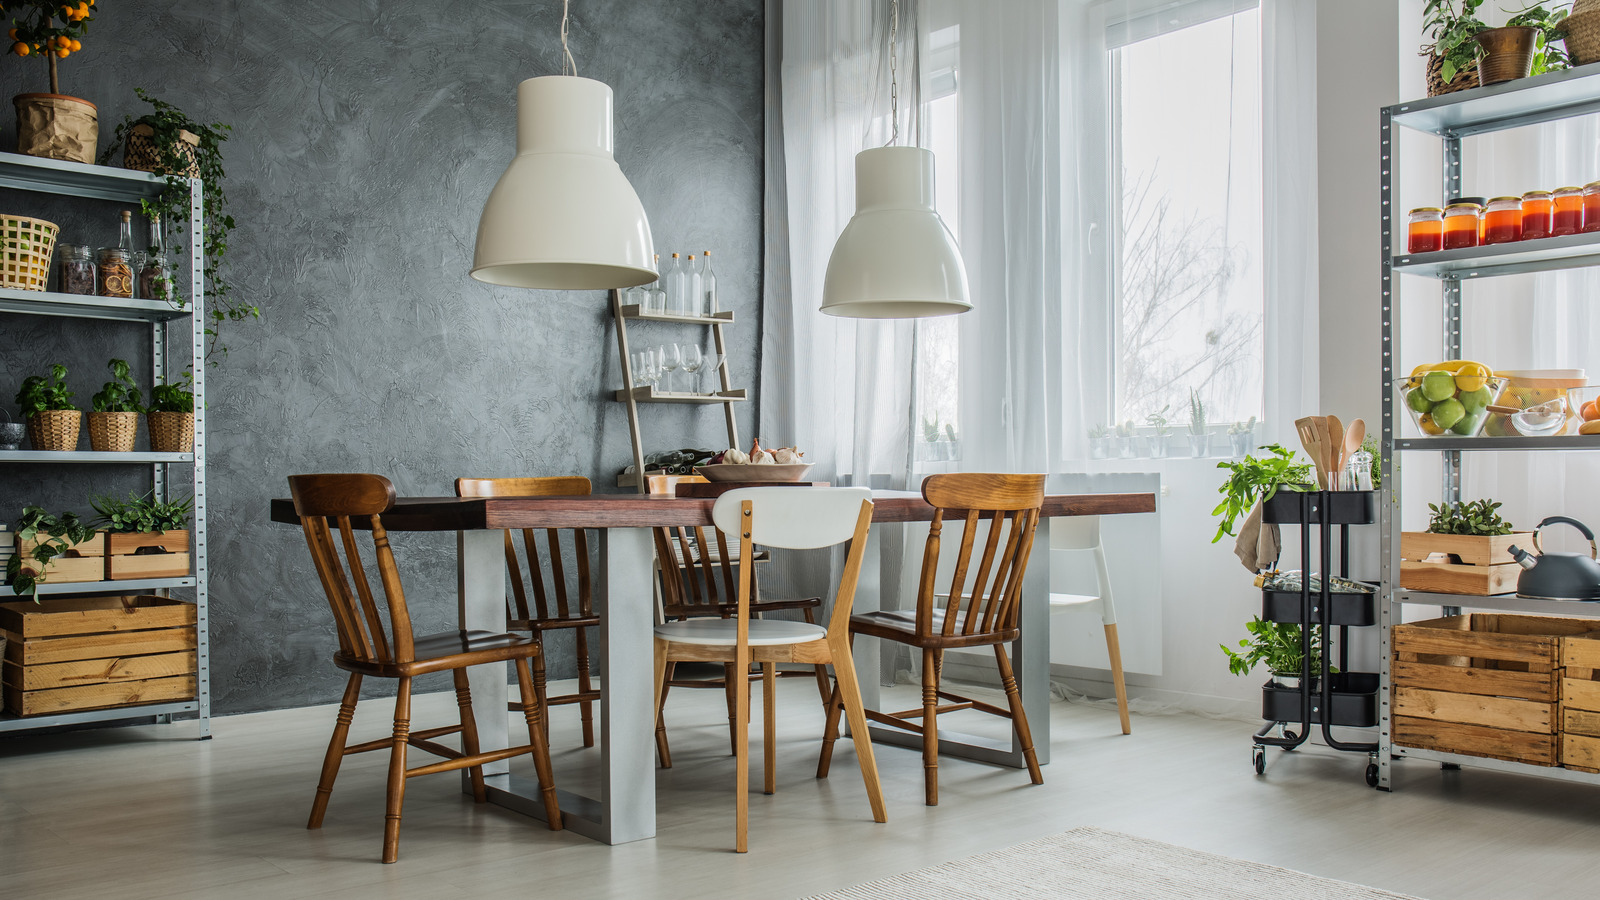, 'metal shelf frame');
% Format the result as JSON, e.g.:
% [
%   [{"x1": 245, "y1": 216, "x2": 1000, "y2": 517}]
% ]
[
  {"x1": 0, "y1": 153, "x2": 209, "y2": 740},
  {"x1": 1378, "y1": 72, "x2": 1600, "y2": 792}
]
